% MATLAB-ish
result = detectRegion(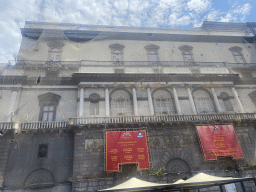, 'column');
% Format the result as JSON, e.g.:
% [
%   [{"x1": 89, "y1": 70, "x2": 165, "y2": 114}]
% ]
[
  {"x1": 7, "y1": 90, "x2": 18, "y2": 122},
  {"x1": 147, "y1": 88, "x2": 154, "y2": 115},
  {"x1": 79, "y1": 87, "x2": 84, "y2": 118},
  {"x1": 211, "y1": 87, "x2": 222, "y2": 113},
  {"x1": 105, "y1": 88, "x2": 110, "y2": 117},
  {"x1": 231, "y1": 87, "x2": 245, "y2": 113},
  {"x1": 132, "y1": 88, "x2": 139, "y2": 116},
  {"x1": 186, "y1": 87, "x2": 197, "y2": 115},
  {"x1": 172, "y1": 87, "x2": 182, "y2": 115}
]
